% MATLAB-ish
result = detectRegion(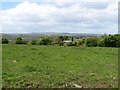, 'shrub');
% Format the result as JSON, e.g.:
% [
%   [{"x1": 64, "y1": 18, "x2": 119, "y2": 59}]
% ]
[
  {"x1": 103, "y1": 35, "x2": 120, "y2": 47},
  {"x1": 77, "y1": 40, "x2": 84, "y2": 46},
  {"x1": 16, "y1": 37, "x2": 27, "y2": 44},
  {"x1": 31, "y1": 40, "x2": 37, "y2": 45},
  {"x1": 39, "y1": 37, "x2": 52, "y2": 45},
  {"x1": 2, "y1": 38, "x2": 9, "y2": 44},
  {"x1": 85, "y1": 37, "x2": 98, "y2": 47},
  {"x1": 98, "y1": 39, "x2": 105, "y2": 47}
]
